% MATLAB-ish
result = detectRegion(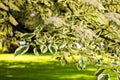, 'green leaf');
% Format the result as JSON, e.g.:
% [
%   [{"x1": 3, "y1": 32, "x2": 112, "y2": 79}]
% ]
[
  {"x1": 59, "y1": 43, "x2": 66, "y2": 49},
  {"x1": 15, "y1": 45, "x2": 29, "y2": 56},
  {"x1": 95, "y1": 68, "x2": 105, "y2": 76},
  {"x1": 9, "y1": 2, "x2": 20, "y2": 11},
  {"x1": 98, "y1": 74, "x2": 110, "y2": 80},
  {"x1": 0, "y1": 2, "x2": 9, "y2": 11},
  {"x1": 48, "y1": 44, "x2": 57, "y2": 54},
  {"x1": 37, "y1": 38, "x2": 46, "y2": 44},
  {"x1": 33, "y1": 29, "x2": 40, "y2": 34},
  {"x1": 9, "y1": 14, "x2": 18, "y2": 26},
  {"x1": 77, "y1": 57, "x2": 86, "y2": 70},
  {"x1": 34, "y1": 25, "x2": 43, "y2": 34},
  {"x1": 33, "y1": 48, "x2": 39, "y2": 56},
  {"x1": 35, "y1": 25, "x2": 43, "y2": 31},
  {"x1": 40, "y1": 45, "x2": 48, "y2": 53},
  {"x1": 34, "y1": 40, "x2": 42, "y2": 45},
  {"x1": 22, "y1": 33, "x2": 34, "y2": 40},
  {"x1": 71, "y1": 43, "x2": 78, "y2": 50},
  {"x1": 67, "y1": 33, "x2": 75, "y2": 37}
]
